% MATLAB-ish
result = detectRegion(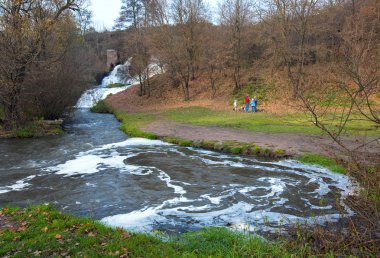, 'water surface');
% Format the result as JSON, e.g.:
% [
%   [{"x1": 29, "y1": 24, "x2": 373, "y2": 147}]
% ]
[{"x1": 0, "y1": 109, "x2": 354, "y2": 234}]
